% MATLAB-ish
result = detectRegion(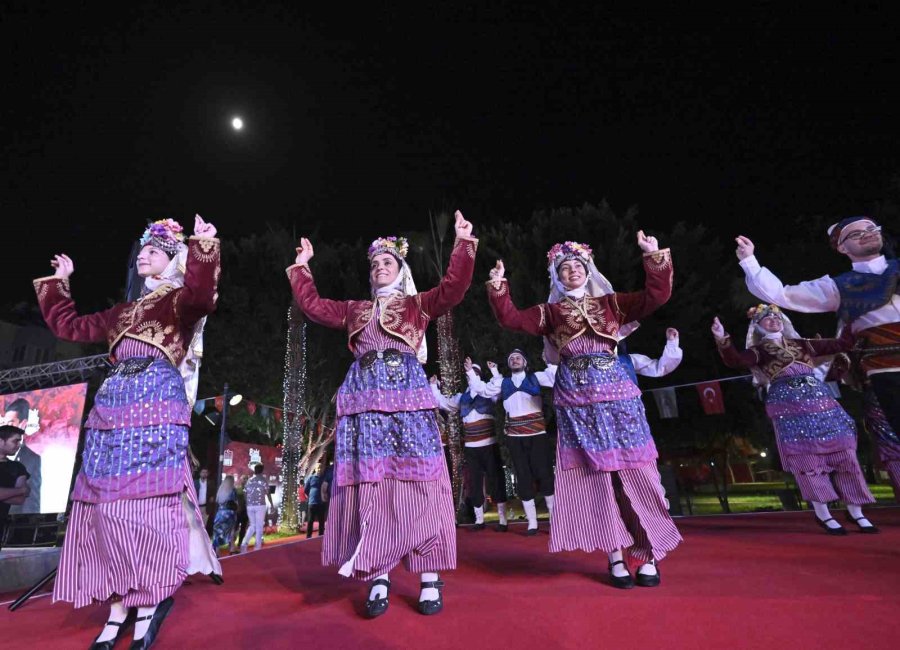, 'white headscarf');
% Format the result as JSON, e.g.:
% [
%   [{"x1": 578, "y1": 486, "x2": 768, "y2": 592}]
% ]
[{"x1": 743, "y1": 305, "x2": 802, "y2": 389}]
